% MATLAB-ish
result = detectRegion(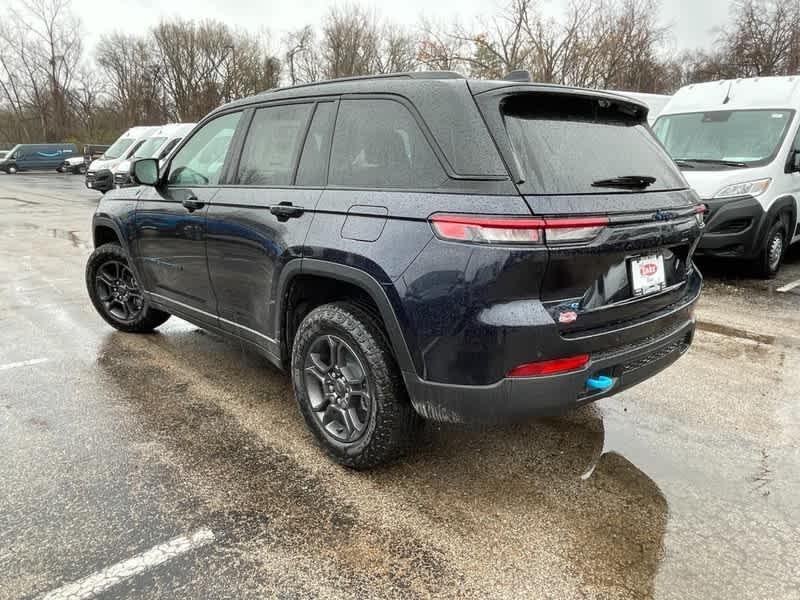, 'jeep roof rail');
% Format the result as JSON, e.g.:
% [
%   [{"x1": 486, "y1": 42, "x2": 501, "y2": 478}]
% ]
[{"x1": 260, "y1": 71, "x2": 465, "y2": 95}]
